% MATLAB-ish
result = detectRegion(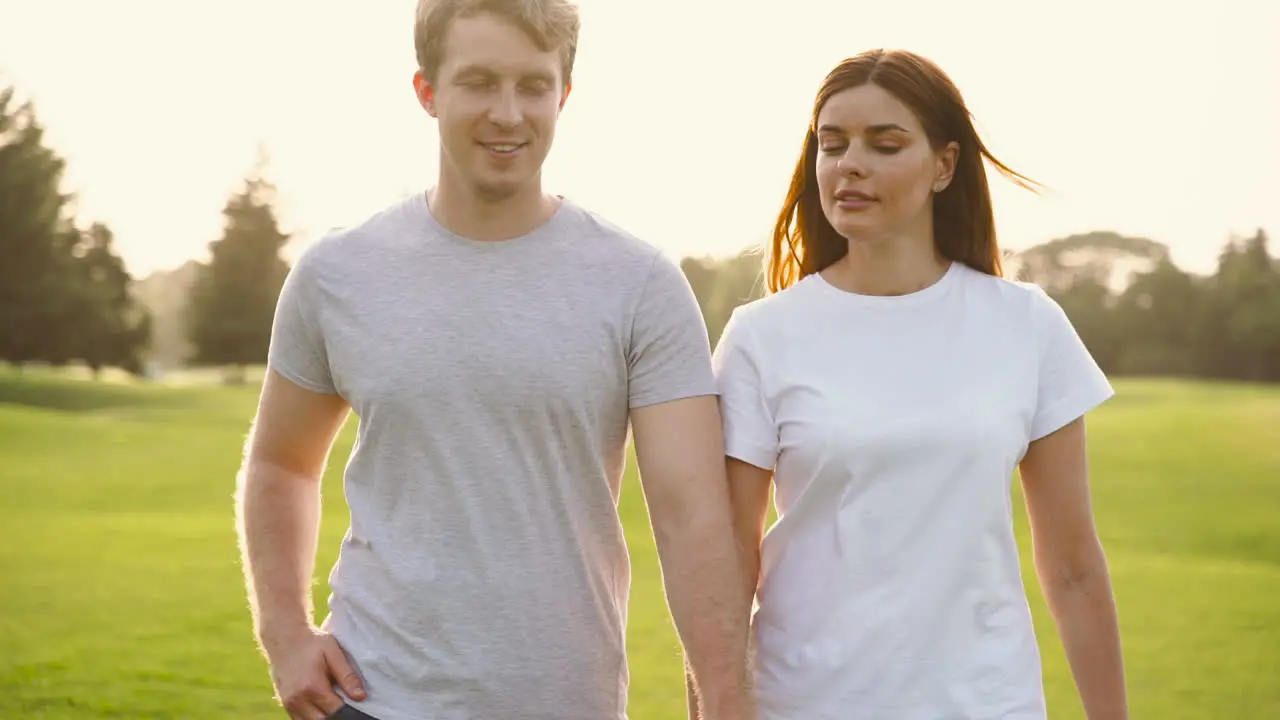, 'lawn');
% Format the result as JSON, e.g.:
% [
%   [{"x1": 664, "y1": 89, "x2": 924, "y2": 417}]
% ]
[{"x1": 1, "y1": 369, "x2": 1277, "y2": 718}]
